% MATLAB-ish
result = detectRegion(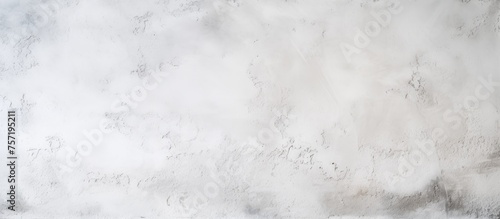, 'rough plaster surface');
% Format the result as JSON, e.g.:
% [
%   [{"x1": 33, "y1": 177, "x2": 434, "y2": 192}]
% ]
[{"x1": 0, "y1": 0, "x2": 499, "y2": 218}]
